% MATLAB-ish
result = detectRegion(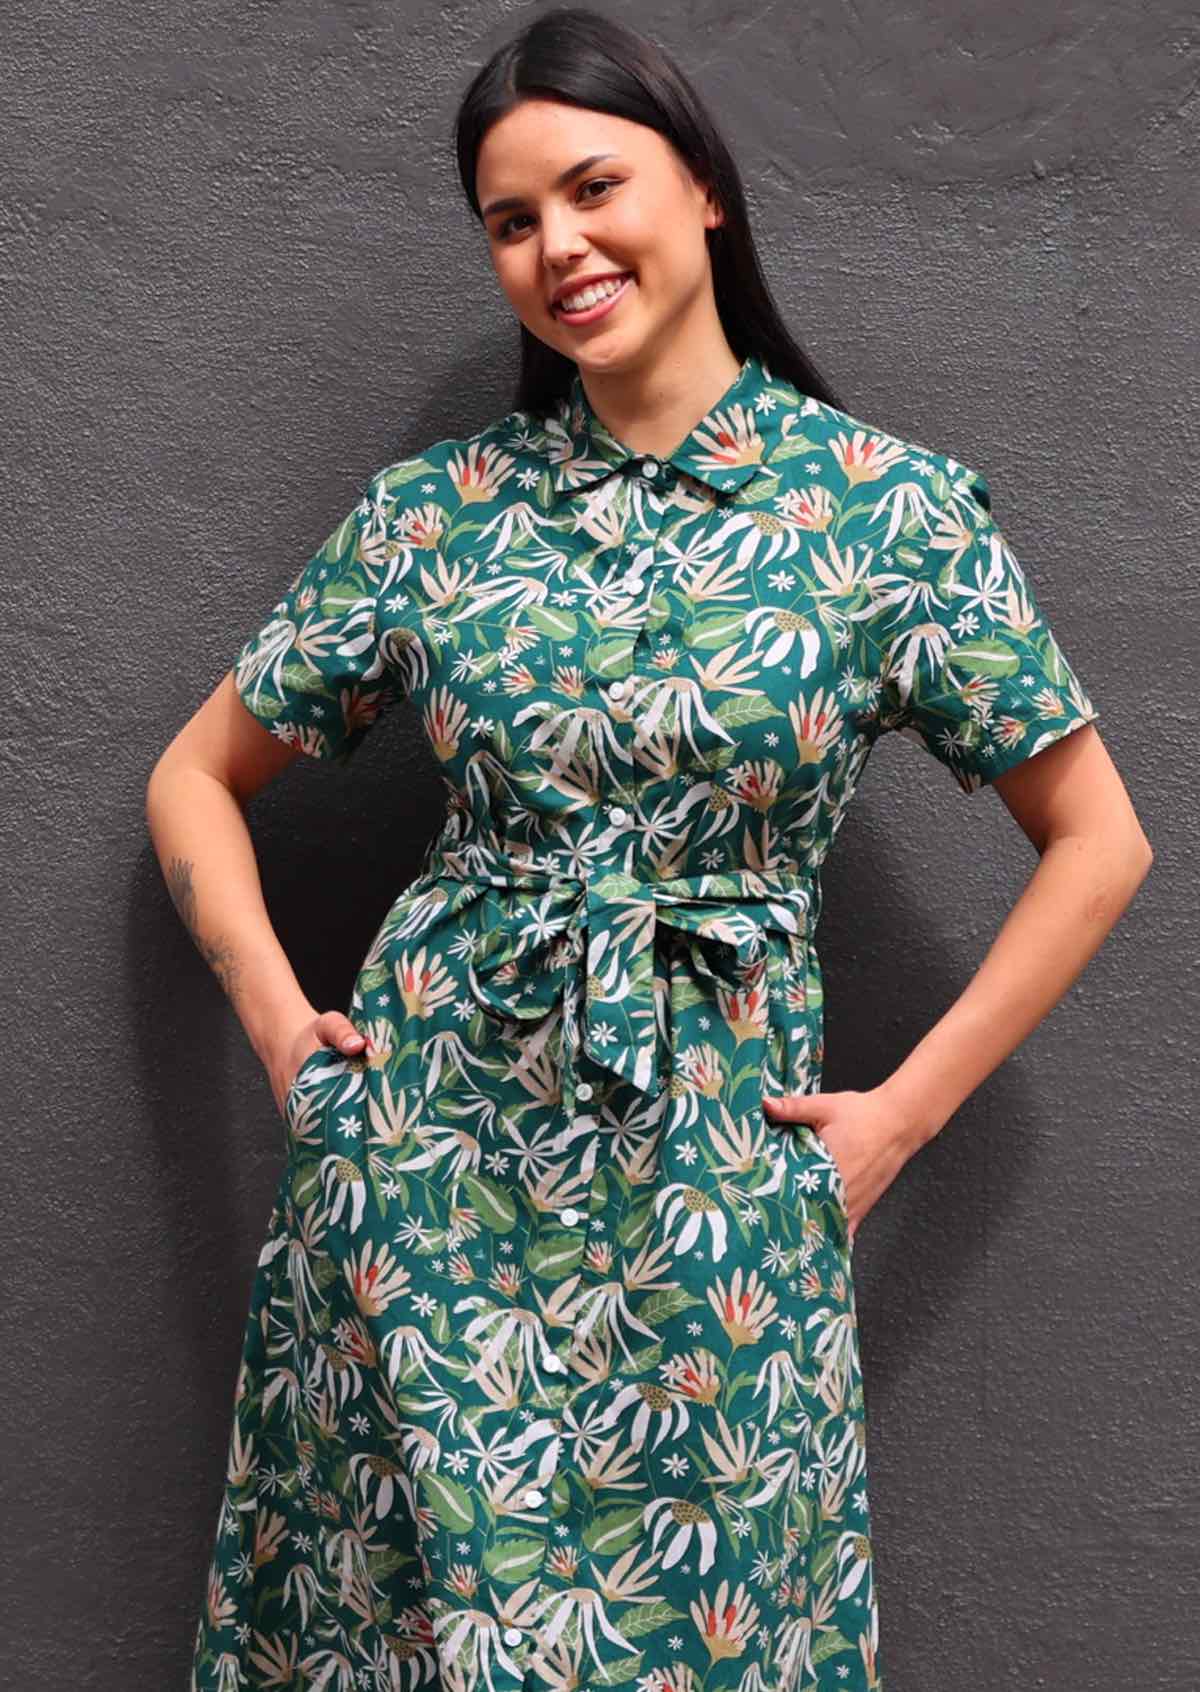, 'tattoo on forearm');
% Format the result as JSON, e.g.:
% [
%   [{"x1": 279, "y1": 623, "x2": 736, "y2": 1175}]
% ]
[
  {"x1": 165, "y1": 855, "x2": 245, "y2": 1005},
  {"x1": 166, "y1": 856, "x2": 198, "y2": 931}
]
